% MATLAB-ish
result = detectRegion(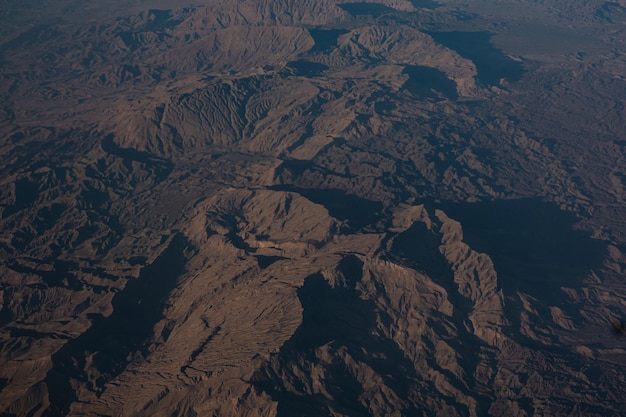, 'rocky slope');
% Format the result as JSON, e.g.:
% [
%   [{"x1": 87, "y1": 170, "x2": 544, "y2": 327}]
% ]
[{"x1": 1, "y1": 0, "x2": 626, "y2": 416}]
